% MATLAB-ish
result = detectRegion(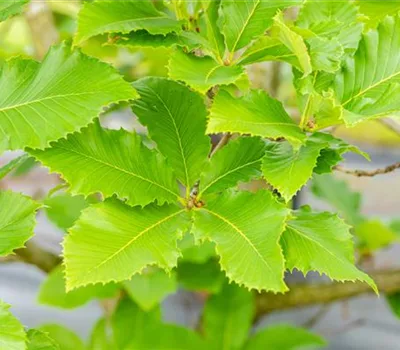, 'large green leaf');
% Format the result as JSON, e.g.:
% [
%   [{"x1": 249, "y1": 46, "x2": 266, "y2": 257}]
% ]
[
  {"x1": 281, "y1": 208, "x2": 377, "y2": 292},
  {"x1": 0, "y1": 300, "x2": 26, "y2": 350},
  {"x1": 123, "y1": 268, "x2": 177, "y2": 311},
  {"x1": 0, "y1": 190, "x2": 39, "y2": 257},
  {"x1": 311, "y1": 174, "x2": 363, "y2": 226},
  {"x1": 64, "y1": 198, "x2": 188, "y2": 290},
  {"x1": 88, "y1": 318, "x2": 115, "y2": 350},
  {"x1": 220, "y1": 0, "x2": 300, "y2": 55},
  {"x1": 244, "y1": 325, "x2": 326, "y2": 350},
  {"x1": 204, "y1": 282, "x2": 254, "y2": 350},
  {"x1": 112, "y1": 298, "x2": 205, "y2": 350},
  {"x1": 168, "y1": 50, "x2": 246, "y2": 94},
  {"x1": 207, "y1": 89, "x2": 305, "y2": 145},
  {"x1": 38, "y1": 265, "x2": 118, "y2": 309},
  {"x1": 75, "y1": 0, "x2": 183, "y2": 45},
  {"x1": 199, "y1": 137, "x2": 266, "y2": 197},
  {"x1": 27, "y1": 329, "x2": 59, "y2": 350},
  {"x1": 0, "y1": 0, "x2": 28, "y2": 22},
  {"x1": 334, "y1": 15, "x2": 400, "y2": 125},
  {"x1": 193, "y1": 190, "x2": 289, "y2": 292},
  {"x1": 261, "y1": 134, "x2": 328, "y2": 202},
  {"x1": 38, "y1": 325, "x2": 84, "y2": 350},
  {"x1": 133, "y1": 77, "x2": 210, "y2": 191},
  {"x1": 30, "y1": 121, "x2": 179, "y2": 207},
  {"x1": 0, "y1": 43, "x2": 136, "y2": 151},
  {"x1": 356, "y1": 0, "x2": 400, "y2": 29}
]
